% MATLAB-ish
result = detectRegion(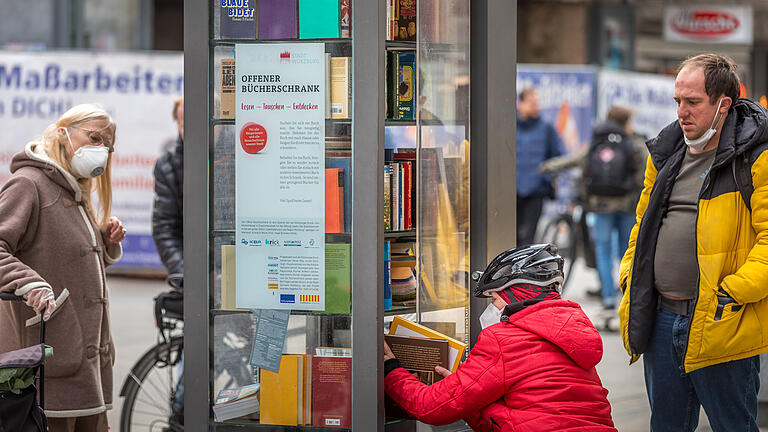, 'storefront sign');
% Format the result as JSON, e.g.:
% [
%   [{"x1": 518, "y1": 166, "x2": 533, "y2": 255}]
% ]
[
  {"x1": 235, "y1": 43, "x2": 326, "y2": 310},
  {"x1": 664, "y1": 5, "x2": 753, "y2": 45},
  {"x1": 0, "y1": 51, "x2": 183, "y2": 270}
]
